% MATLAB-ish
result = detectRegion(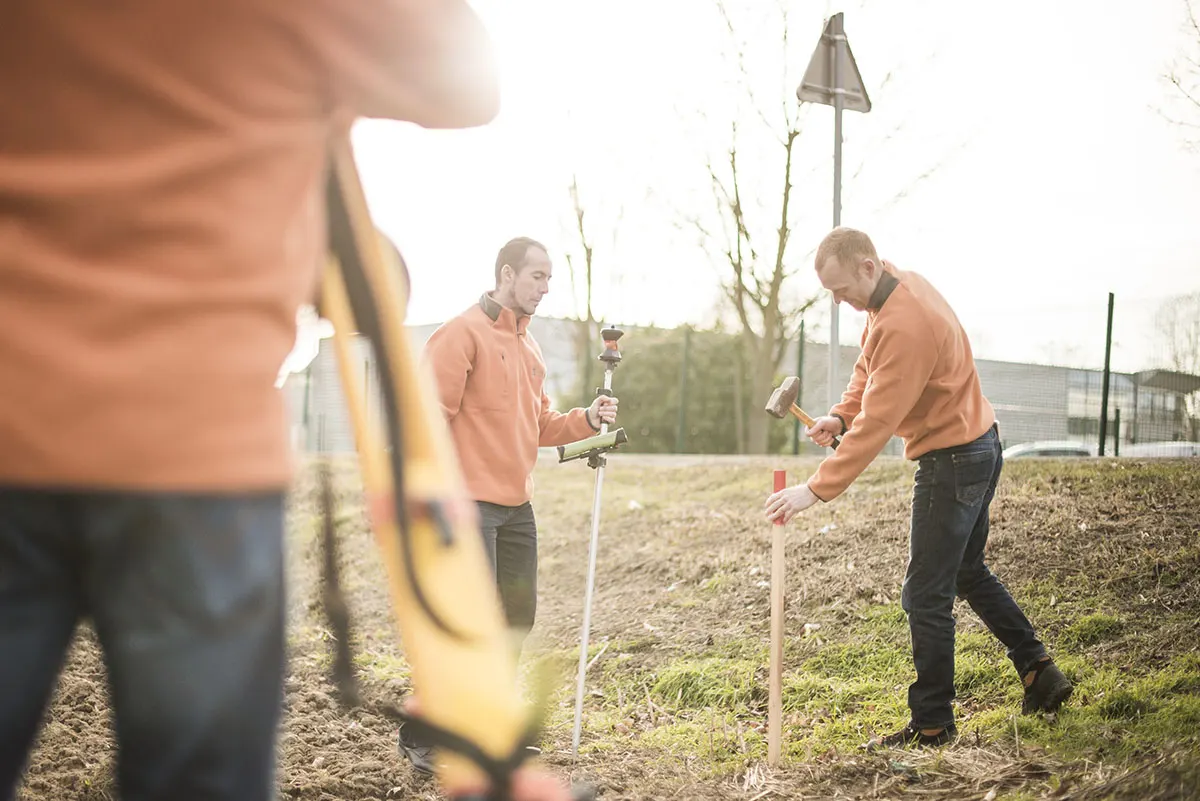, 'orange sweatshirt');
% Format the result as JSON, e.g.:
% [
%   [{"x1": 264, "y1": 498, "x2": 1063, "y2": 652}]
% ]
[
  {"x1": 0, "y1": 0, "x2": 498, "y2": 492},
  {"x1": 422, "y1": 293, "x2": 598, "y2": 507},
  {"x1": 807, "y1": 262, "x2": 996, "y2": 502}
]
